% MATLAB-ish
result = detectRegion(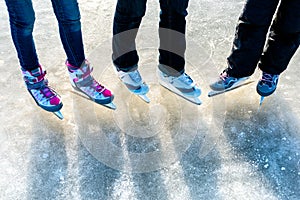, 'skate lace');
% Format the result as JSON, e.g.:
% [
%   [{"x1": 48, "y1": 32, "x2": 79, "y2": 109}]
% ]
[
  {"x1": 261, "y1": 72, "x2": 273, "y2": 83},
  {"x1": 23, "y1": 66, "x2": 58, "y2": 102},
  {"x1": 91, "y1": 78, "x2": 105, "y2": 93},
  {"x1": 77, "y1": 72, "x2": 106, "y2": 93},
  {"x1": 40, "y1": 84, "x2": 56, "y2": 98},
  {"x1": 68, "y1": 61, "x2": 106, "y2": 93},
  {"x1": 129, "y1": 70, "x2": 142, "y2": 83},
  {"x1": 178, "y1": 73, "x2": 193, "y2": 84},
  {"x1": 32, "y1": 80, "x2": 57, "y2": 103},
  {"x1": 81, "y1": 68, "x2": 105, "y2": 93},
  {"x1": 219, "y1": 72, "x2": 229, "y2": 81},
  {"x1": 260, "y1": 72, "x2": 278, "y2": 87}
]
